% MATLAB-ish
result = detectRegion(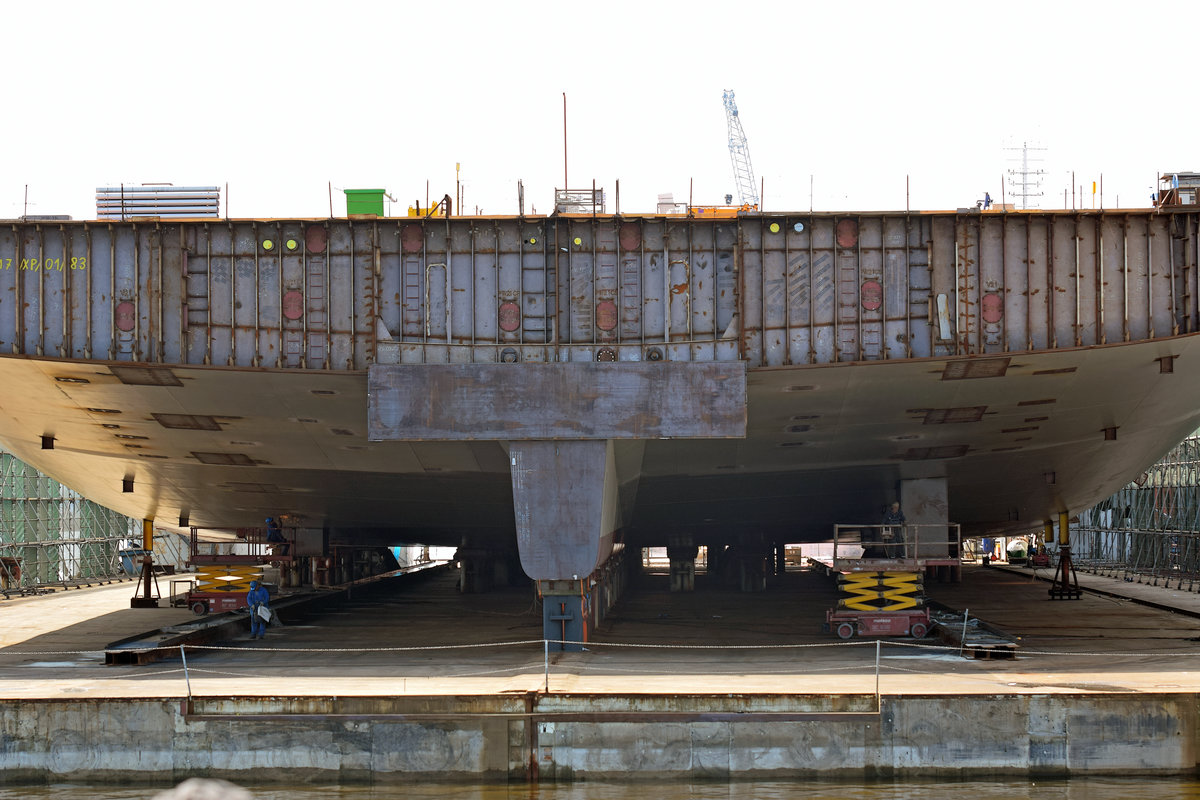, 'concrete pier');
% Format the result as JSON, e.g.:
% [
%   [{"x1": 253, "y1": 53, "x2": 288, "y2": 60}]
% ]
[{"x1": 3, "y1": 565, "x2": 1200, "y2": 782}]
